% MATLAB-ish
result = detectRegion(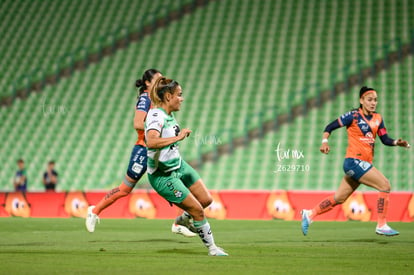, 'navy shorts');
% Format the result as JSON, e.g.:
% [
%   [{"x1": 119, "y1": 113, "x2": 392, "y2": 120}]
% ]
[
  {"x1": 126, "y1": 145, "x2": 148, "y2": 181},
  {"x1": 343, "y1": 158, "x2": 373, "y2": 181}
]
